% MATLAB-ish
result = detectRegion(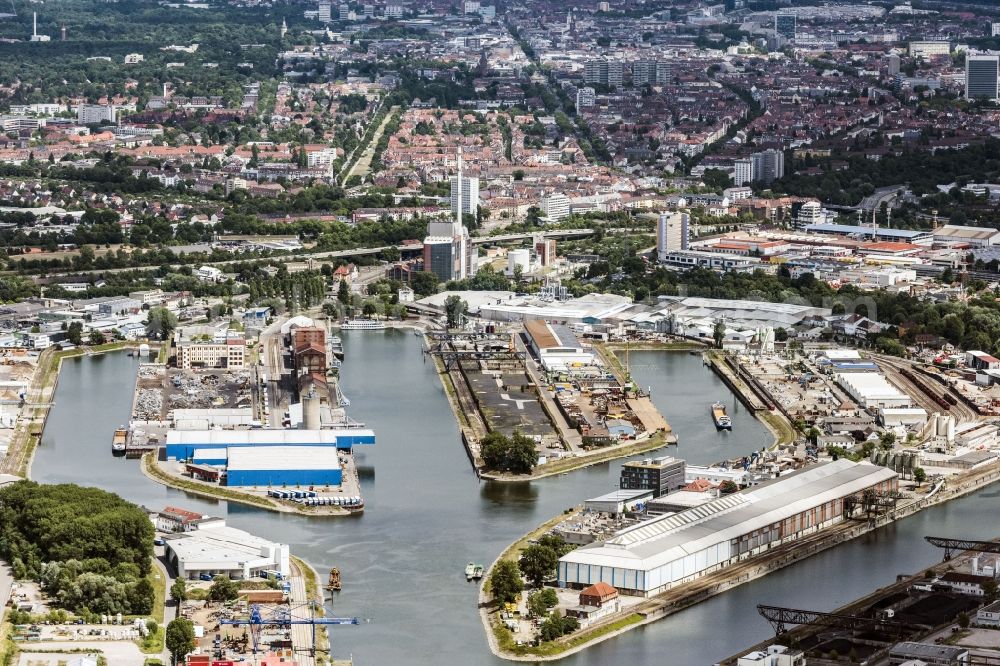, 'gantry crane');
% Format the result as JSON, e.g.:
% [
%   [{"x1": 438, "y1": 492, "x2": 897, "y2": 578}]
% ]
[
  {"x1": 925, "y1": 536, "x2": 1000, "y2": 561},
  {"x1": 219, "y1": 601, "x2": 358, "y2": 663}
]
